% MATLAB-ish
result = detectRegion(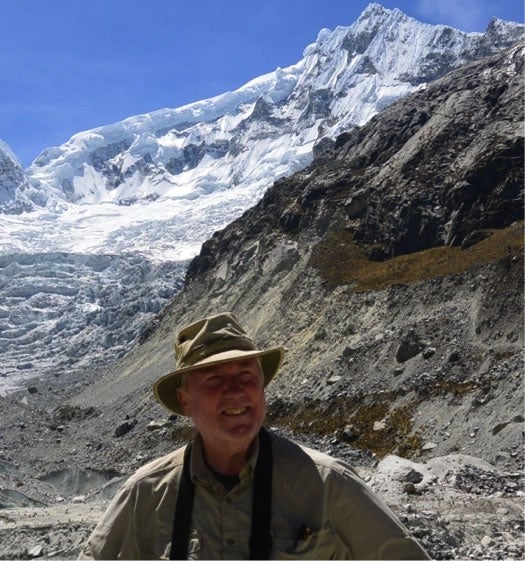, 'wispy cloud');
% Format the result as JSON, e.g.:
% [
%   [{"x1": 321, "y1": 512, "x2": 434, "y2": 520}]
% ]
[{"x1": 415, "y1": 0, "x2": 497, "y2": 31}]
